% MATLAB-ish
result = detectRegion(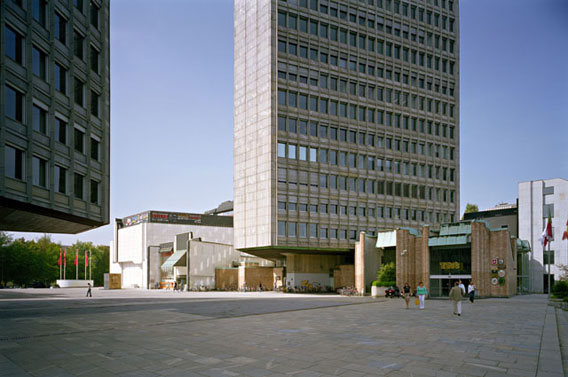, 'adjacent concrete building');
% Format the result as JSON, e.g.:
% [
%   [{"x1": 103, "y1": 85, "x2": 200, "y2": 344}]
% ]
[
  {"x1": 1, "y1": 0, "x2": 110, "y2": 233},
  {"x1": 110, "y1": 210, "x2": 234, "y2": 288},
  {"x1": 519, "y1": 178, "x2": 568, "y2": 293},
  {"x1": 463, "y1": 202, "x2": 518, "y2": 237},
  {"x1": 234, "y1": 0, "x2": 460, "y2": 284}
]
